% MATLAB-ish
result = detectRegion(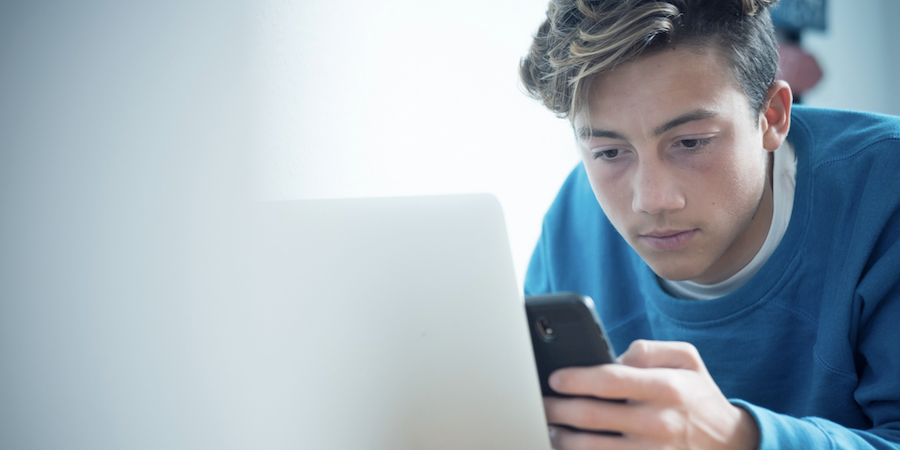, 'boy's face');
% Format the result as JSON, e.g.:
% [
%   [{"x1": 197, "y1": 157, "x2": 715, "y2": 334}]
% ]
[{"x1": 574, "y1": 47, "x2": 779, "y2": 284}]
